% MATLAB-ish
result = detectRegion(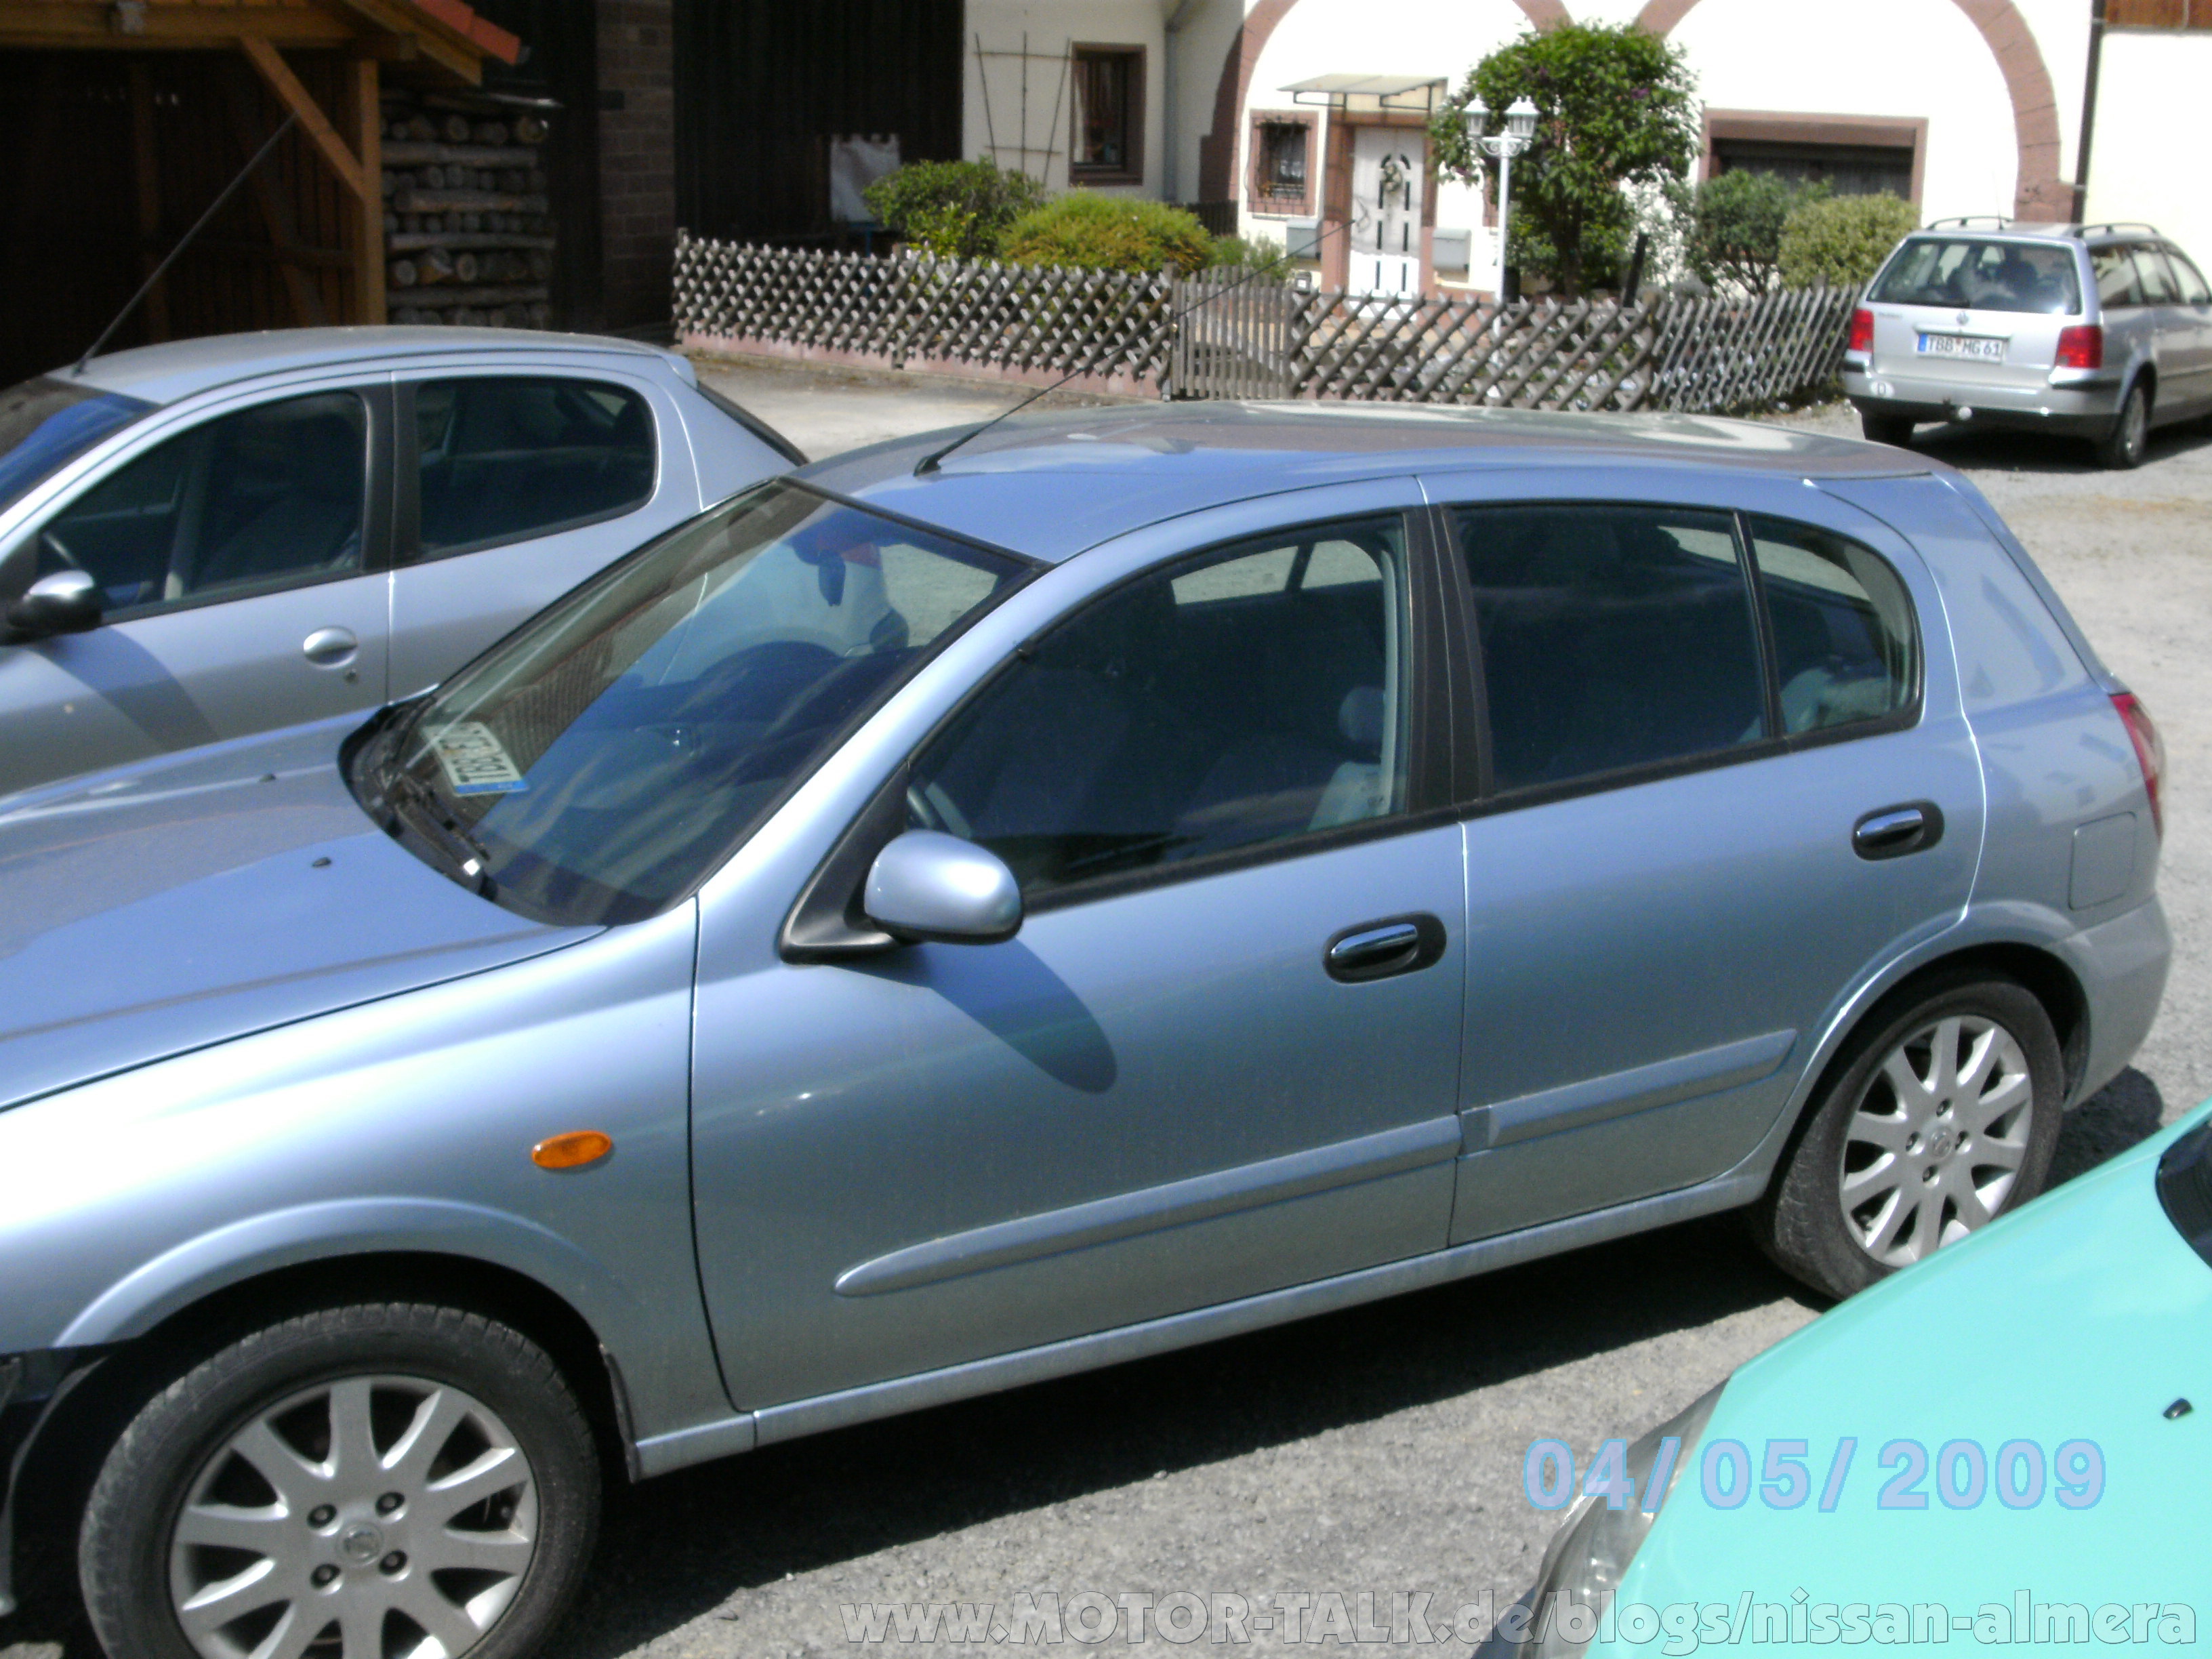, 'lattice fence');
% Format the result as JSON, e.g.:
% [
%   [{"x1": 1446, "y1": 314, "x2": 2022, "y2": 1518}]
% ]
[{"x1": 675, "y1": 232, "x2": 1861, "y2": 415}]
